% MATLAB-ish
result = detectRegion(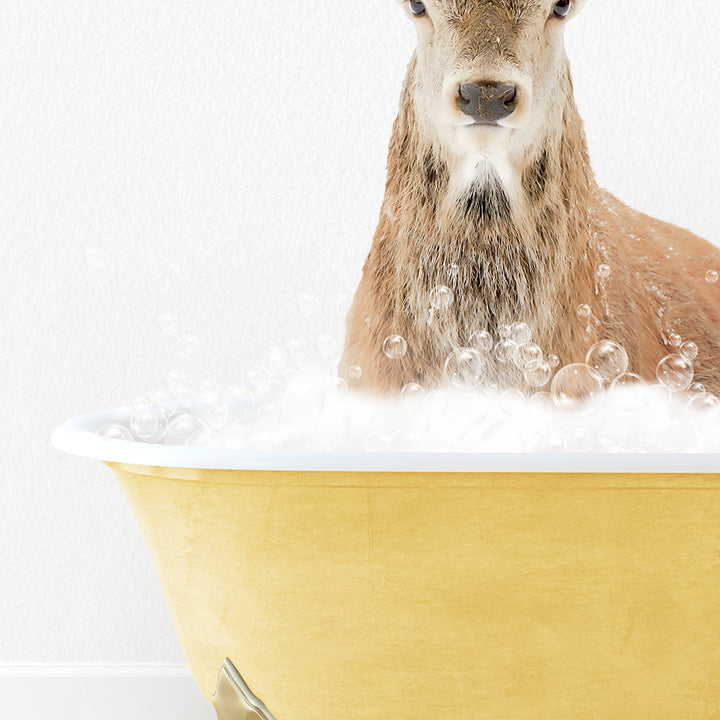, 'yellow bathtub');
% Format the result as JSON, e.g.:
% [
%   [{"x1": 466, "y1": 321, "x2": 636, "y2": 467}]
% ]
[{"x1": 53, "y1": 408, "x2": 720, "y2": 719}]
